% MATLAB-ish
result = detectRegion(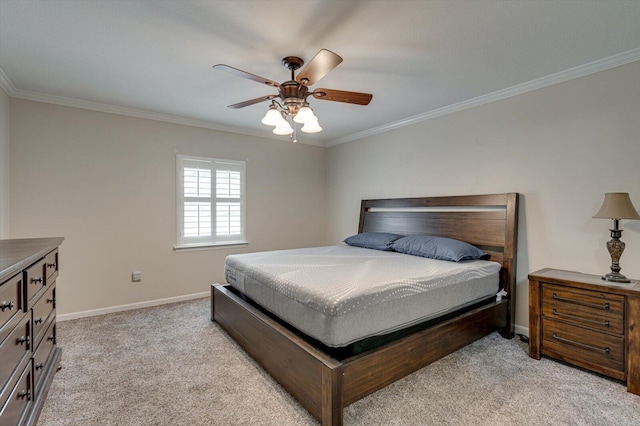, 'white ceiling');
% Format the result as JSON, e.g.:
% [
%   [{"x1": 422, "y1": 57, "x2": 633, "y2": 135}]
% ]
[{"x1": 1, "y1": 1, "x2": 640, "y2": 146}]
